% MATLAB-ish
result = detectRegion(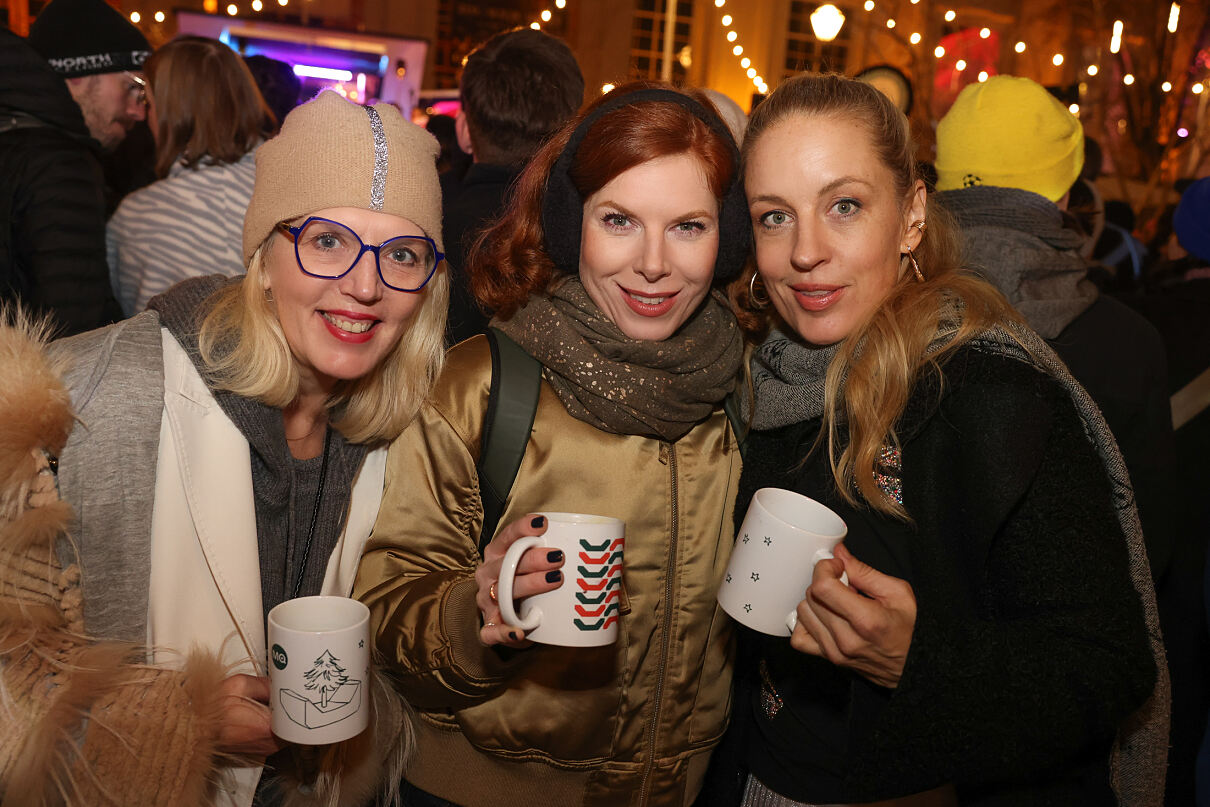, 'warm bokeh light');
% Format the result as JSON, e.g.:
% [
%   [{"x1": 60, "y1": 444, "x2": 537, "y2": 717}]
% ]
[
  {"x1": 130, "y1": 10, "x2": 140, "y2": 22},
  {"x1": 732, "y1": 45, "x2": 743, "y2": 56},
  {"x1": 955, "y1": 59, "x2": 967, "y2": 71},
  {"x1": 277, "y1": 0, "x2": 287, "y2": 5},
  {"x1": 721, "y1": 14, "x2": 732, "y2": 25},
  {"x1": 556, "y1": 0, "x2": 566, "y2": 7},
  {"x1": 978, "y1": 71, "x2": 989, "y2": 82},
  {"x1": 1069, "y1": 103, "x2": 1080, "y2": 114},
  {"x1": 944, "y1": 9, "x2": 956, "y2": 21},
  {"x1": 747, "y1": 67, "x2": 756, "y2": 78},
  {"x1": 250, "y1": 0, "x2": 261, "y2": 9},
  {"x1": 886, "y1": 18, "x2": 895, "y2": 28},
  {"x1": 226, "y1": 4, "x2": 237, "y2": 15},
  {"x1": 979, "y1": 27, "x2": 990, "y2": 38},
  {"x1": 810, "y1": 3, "x2": 846, "y2": 41},
  {"x1": 530, "y1": 21, "x2": 540, "y2": 29},
  {"x1": 1178, "y1": 127, "x2": 1190, "y2": 137},
  {"x1": 541, "y1": 9, "x2": 551, "y2": 21},
  {"x1": 602, "y1": 83, "x2": 615, "y2": 93},
  {"x1": 1123, "y1": 73, "x2": 1135, "y2": 85},
  {"x1": 863, "y1": 0, "x2": 874, "y2": 10},
  {"x1": 1110, "y1": 20, "x2": 1123, "y2": 54},
  {"x1": 155, "y1": 10, "x2": 166, "y2": 20},
  {"x1": 714, "y1": 0, "x2": 725, "y2": 7},
  {"x1": 1052, "y1": 53, "x2": 1064, "y2": 66},
  {"x1": 727, "y1": 30, "x2": 737, "y2": 42},
  {"x1": 1087, "y1": 64, "x2": 1098, "y2": 76},
  {"x1": 1194, "y1": 82, "x2": 1205, "y2": 94},
  {"x1": 740, "y1": 57, "x2": 750, "y2": 68},
  {"x1": 934, "y1": 45, "x2": 945, "y2": 58},
  {"x1": 1168, "y1": 3, "x2": 1180, "y2": 34},
  {"x1": 1162, "y1": 81, "x2": 1173, "y2": 92},
  {"x1": 1014, "y1": 41, "x2": 1026, "y2": 53},
  {"x1": 909, "y1": 32, "x2": 921, "y2": 44}
]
